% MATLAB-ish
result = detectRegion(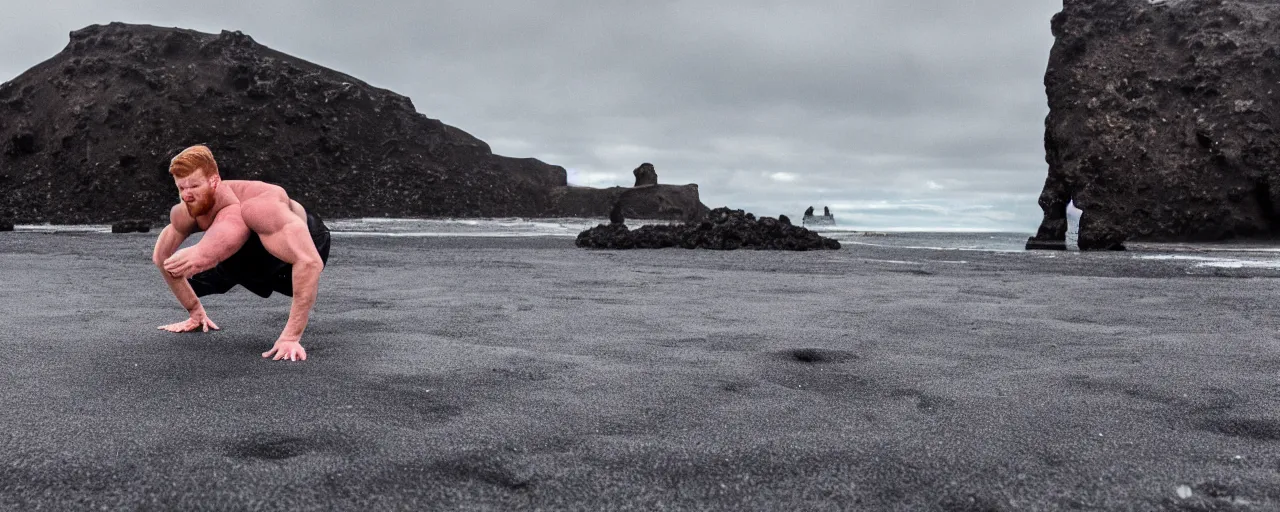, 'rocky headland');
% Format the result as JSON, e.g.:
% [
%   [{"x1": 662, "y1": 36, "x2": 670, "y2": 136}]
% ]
[
  {"x1": 0, "y1": 23, "x2": 708, "y2": 224},
  {"x1": 1029, "y1": 0, "x2": 1280, "y2": 250}
]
